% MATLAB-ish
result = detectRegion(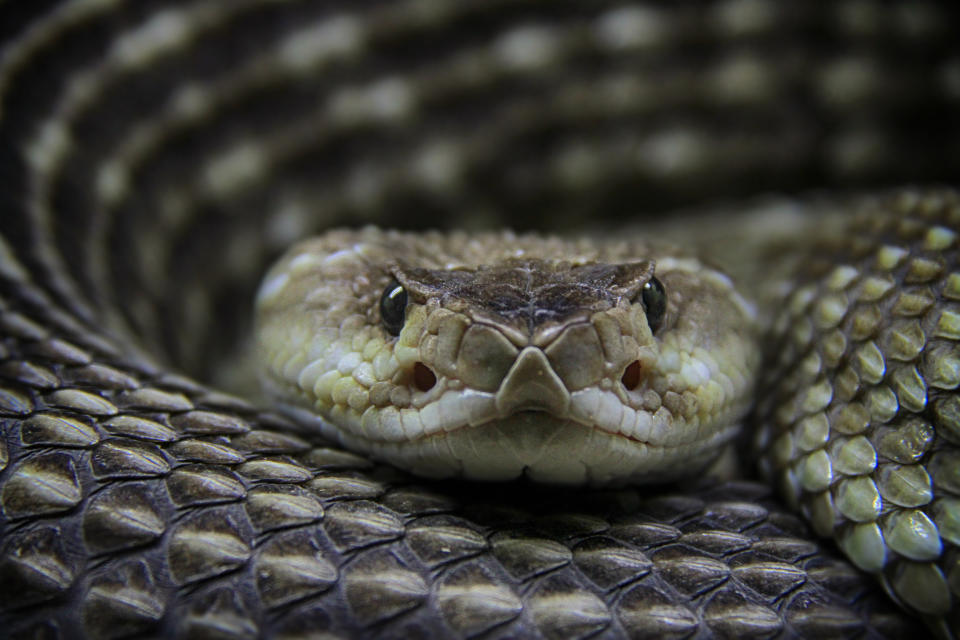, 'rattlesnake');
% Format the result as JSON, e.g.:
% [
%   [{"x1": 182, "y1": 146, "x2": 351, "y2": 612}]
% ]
[{"x1": 1, "y1": 2, "x2": 959, "y2": 639}]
